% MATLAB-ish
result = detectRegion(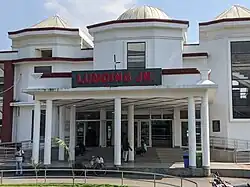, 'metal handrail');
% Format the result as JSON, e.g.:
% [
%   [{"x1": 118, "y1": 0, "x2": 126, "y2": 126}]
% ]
[
  {"x1": 210, "y1": 136, "x2": 250, "y2": 151},
  {"x1": 0, "y1": 168, "x2": 198, "y2": 187}
]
